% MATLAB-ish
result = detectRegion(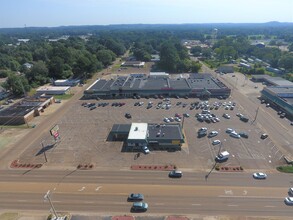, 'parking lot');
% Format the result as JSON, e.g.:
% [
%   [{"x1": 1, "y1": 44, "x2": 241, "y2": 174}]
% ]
[{"x1": 17, "y1": 95, "x2": 284, "y2": 171}]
